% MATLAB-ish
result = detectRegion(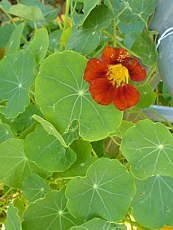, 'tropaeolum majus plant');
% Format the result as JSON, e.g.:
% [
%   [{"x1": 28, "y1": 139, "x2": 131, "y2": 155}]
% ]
[{"x1": 0, "y1": 0, "x2": 173, "y2": 229}]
